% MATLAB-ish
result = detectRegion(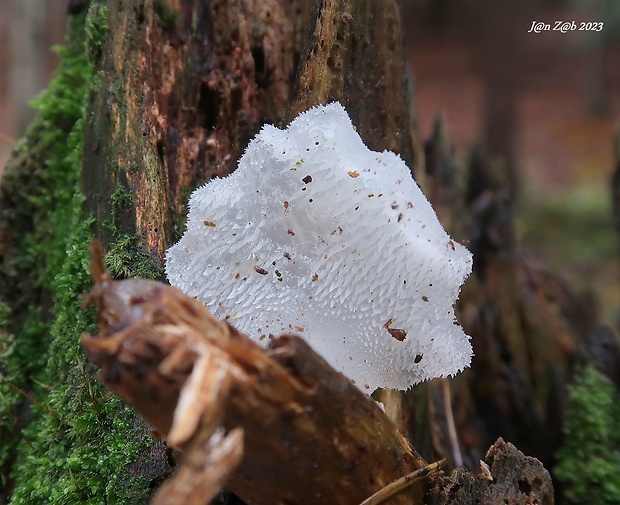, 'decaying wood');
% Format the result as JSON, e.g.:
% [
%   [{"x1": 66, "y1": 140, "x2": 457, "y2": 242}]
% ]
[
  {"x1": 152, "y1": 427, "x2": 244, "y2": 505},
  {"x1": 78, "y1": 0, "x2": 429, "y2": 478},
  {"x1": 82, "y1": 0, "x2": 314, "y2": 260},
  {"x1": 81, "y1": 242, "x2": 429, "y2": 505},
  {"x1": 290, "y1": 0, "x2": 418, "y2": 171},
  {"x1": 0, "y1": 1, "x2": 574, "y2": 502},
  {"x1": 426, "y1": 438, "x2": 554, "y2": 505}
]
